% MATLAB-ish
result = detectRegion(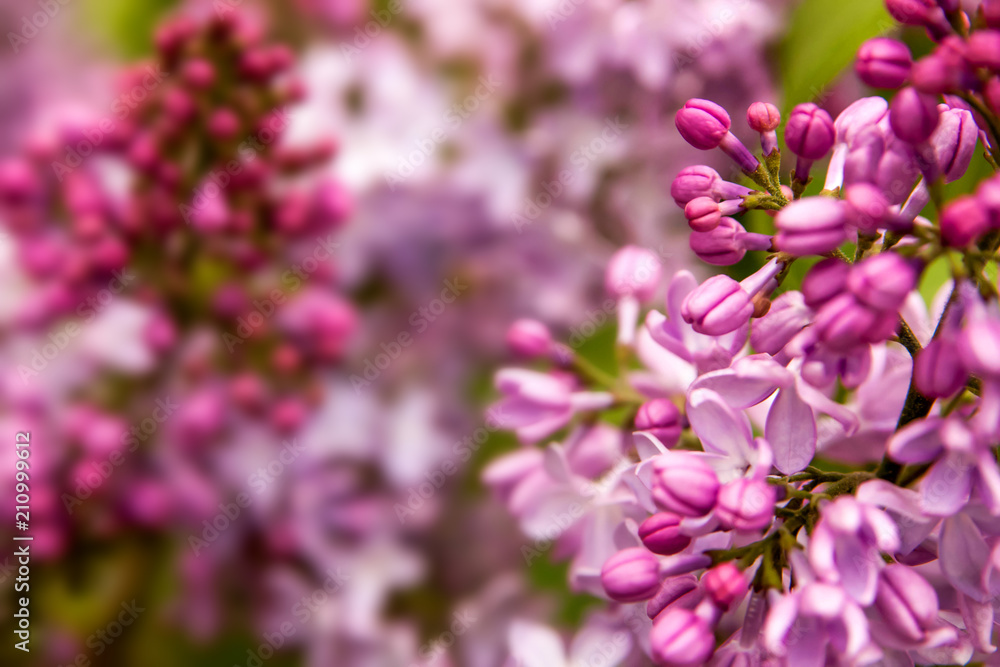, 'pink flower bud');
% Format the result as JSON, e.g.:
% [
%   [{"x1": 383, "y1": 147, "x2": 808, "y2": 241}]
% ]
[
  {"x1": 890, "y1": 87, "x2": 941, "y2": 143},
  {"x1": 967, "y1": 29, "x2": 1000, "y2": 70},
  {"x1": 785, "y1": 103, "x2": 835, "y2": 160},
  {"x1": 774, "y1": 197, "x2": 849, "y2": 256},
  {"x1": 605, "y1": 245, "x2": 661, "y2": 301},
  {"x1": 940, "y1": 194, "x2": 989, "y2": 246},
  {"x1": 848, "y1": 253, "x2": 918, "y2": 312},
  {"x1": 182, "y1": 59, "x2": 216, "y2": 89},
  {"x1": 651, "y1": 451, "x2": 719, "y2": 517},
  {"x1": 716, "y1": 478, "x2": 776, "y2": 531},
  {"x1": 702, "y1": 562, "x2": 747, "y2": 609},
  {"x1": 675, "y1": 99, "x2": 731, "y2": 150},
  {"x1": 855, "y1": 38, "x2": 912, "y2": 89},
  {"x1": 650, "y1": 607, "x2": 715, "y2": 666},
  {"x1": 802, "y1": 258, "x2": 850, "y2": 309},
  {"x1": 681, "y1": 275, "x2": 753, "y2": 336},
  {"x1": 914, "y1": 338, "x2": 967, "y2": 398},
  {"x1": 506, "y1": 319, "x2": 551, "y2": 359},
  {"x1": 639, "y1": 512, "x2": 691, "y2": 556},
  {"x1": 747, "y1": 102, "x2": 781, "y2": 132},
  {"x1": 601, "y1": 547, "x2": 661, "y2": 602},
  {"x1": 635, "y1": 399, "x2": 683, "y2": 448},
  {"x1": 208, "y1": 108, "x2": 241, "y2": 140},
  {"x1": 690, "y1": 216, "x2": 770, "y2": 266}
]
